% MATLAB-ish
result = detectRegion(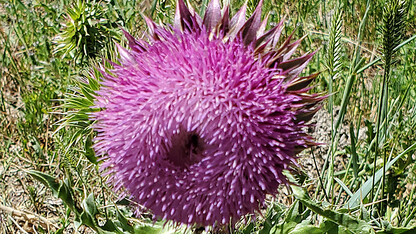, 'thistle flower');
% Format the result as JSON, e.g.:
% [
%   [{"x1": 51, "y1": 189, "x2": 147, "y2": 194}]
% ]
[{"x1": 92, "y1": 0, "x2": 323, "y2": 227}]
